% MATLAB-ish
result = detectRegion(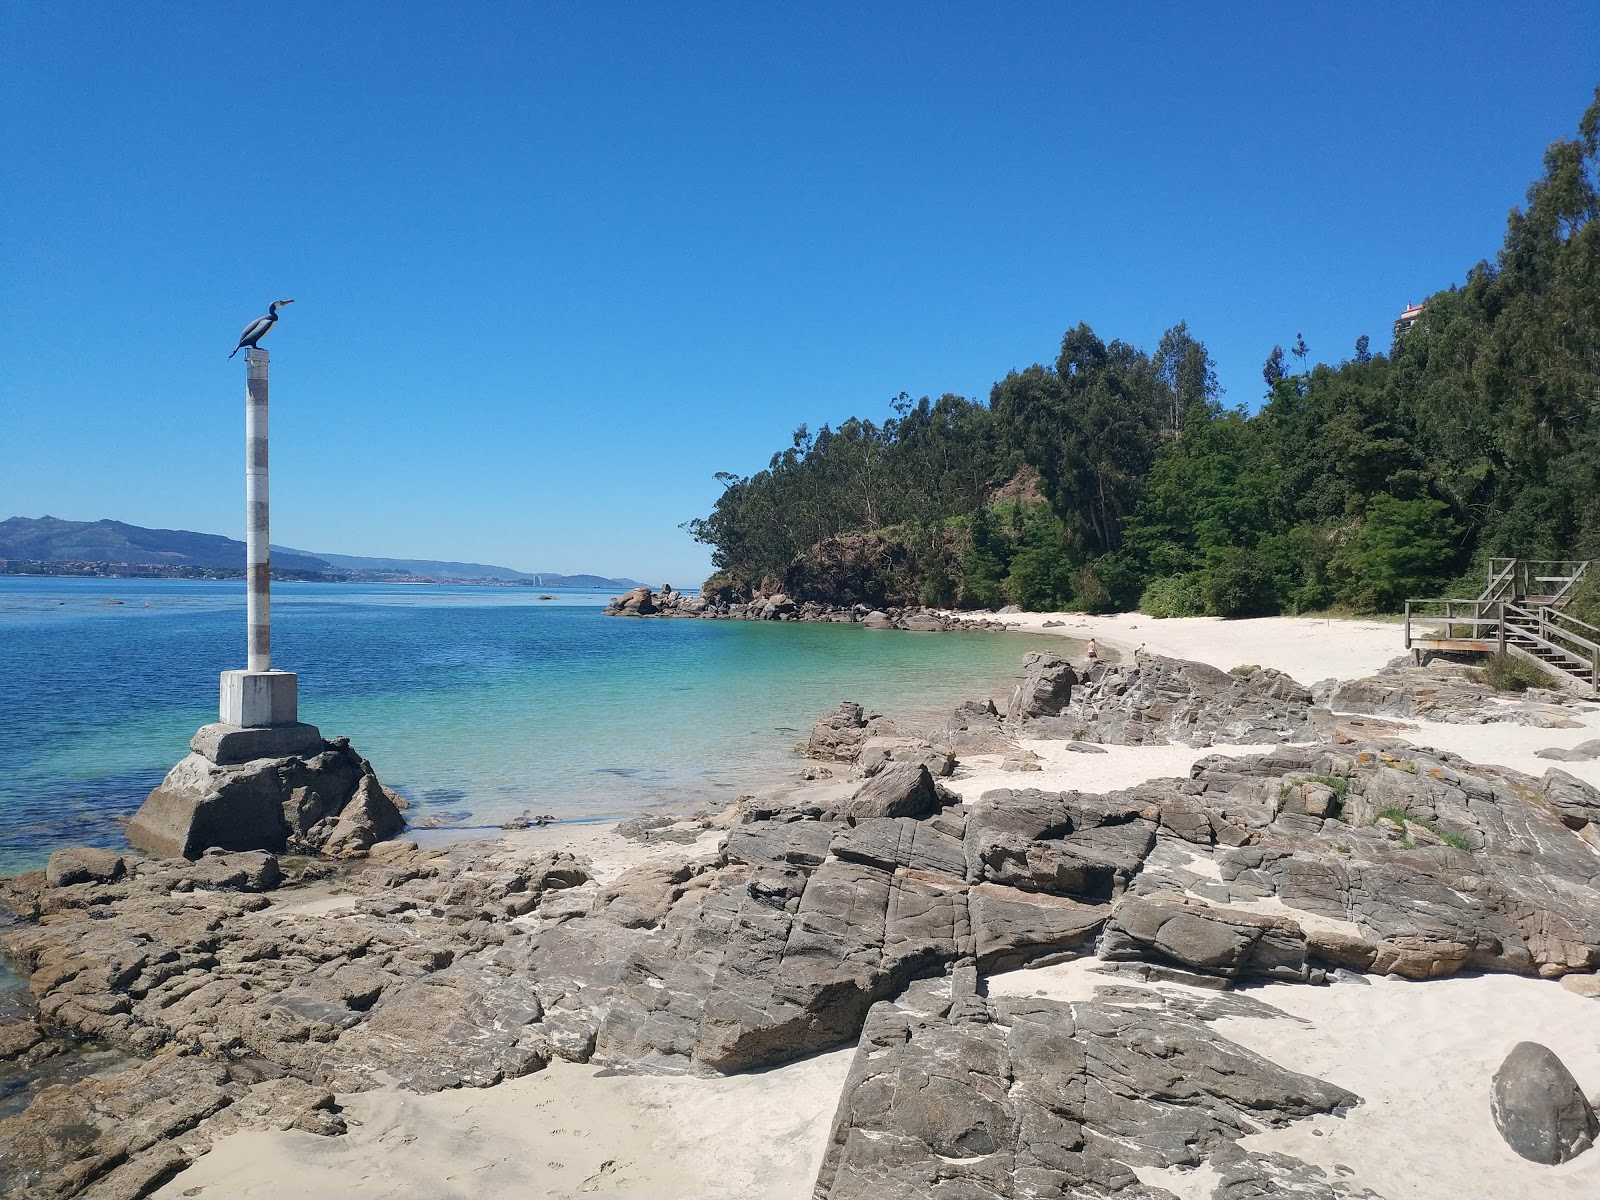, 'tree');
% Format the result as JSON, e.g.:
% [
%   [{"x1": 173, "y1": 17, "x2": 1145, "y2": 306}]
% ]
[
  {"x1": 1353, "y1": 334, "x2": 1371, "y2": 364},
  {"x1": 1262, "y1": 345, "x2": 1286, "y2": 390},
  {"x1": 1154, "y1": 320, "x2": 1220, "y2": 435},
  {"x1": 991, "y1": 323, "x2": 1167, "y2": 557},
  {"x1": 1291, "y1": 332, "x2": 1310, "y2": 375},
  {"x1": 1338, "y1": 494, "x2": 1461, "y2": 610}
]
